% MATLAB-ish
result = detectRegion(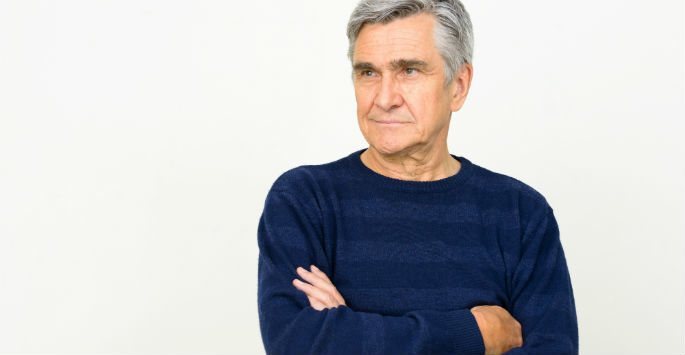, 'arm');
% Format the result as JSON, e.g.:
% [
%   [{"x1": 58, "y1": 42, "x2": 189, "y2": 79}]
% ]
[
  {"x1": 257, "y1": 175, "x2": 485, "y2": 355},
  {"x1": 503, "y1": 204, "x2": 579, "y2": 354}
]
